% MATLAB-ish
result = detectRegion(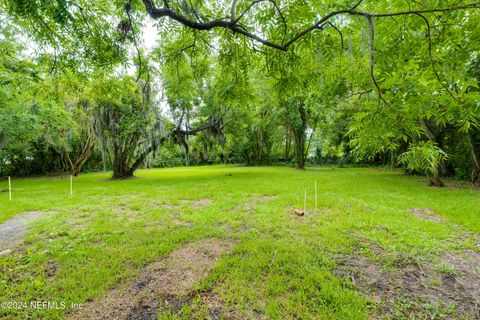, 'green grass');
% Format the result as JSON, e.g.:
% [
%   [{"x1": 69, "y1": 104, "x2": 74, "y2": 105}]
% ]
[{"x1": 0, "y1": 166, "x2": 479, "y2": 319}]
